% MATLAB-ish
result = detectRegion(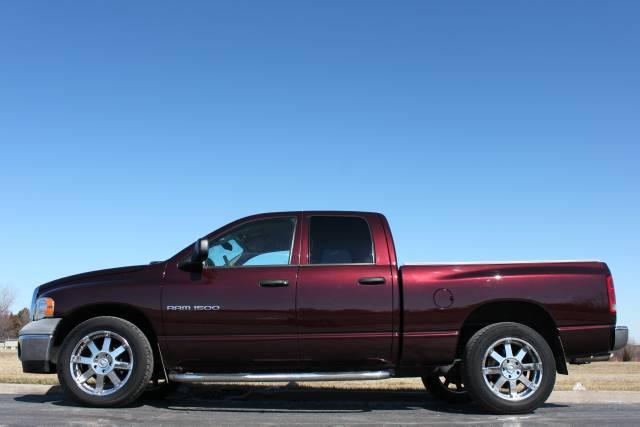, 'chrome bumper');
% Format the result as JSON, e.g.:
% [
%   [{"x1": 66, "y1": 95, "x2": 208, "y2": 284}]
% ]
[
  {"x1": 613, "y1": 326, "x2": 628, "y2": 351},
  {"x1": 18, "y1": 318, "x2": 61, "y2": 373}
]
